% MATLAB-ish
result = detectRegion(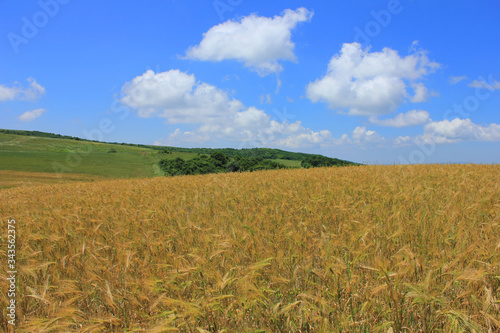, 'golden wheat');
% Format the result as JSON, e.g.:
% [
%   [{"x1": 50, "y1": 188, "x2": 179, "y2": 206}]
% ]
[
  {"x1": 0, "y1": 170, "x2": 106, "y2": 189},
  {"x1": 0, "y1": 164, "x2": 499, "y2": 332}
]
